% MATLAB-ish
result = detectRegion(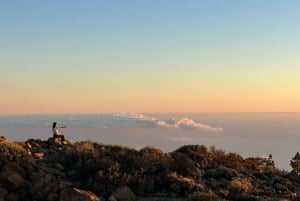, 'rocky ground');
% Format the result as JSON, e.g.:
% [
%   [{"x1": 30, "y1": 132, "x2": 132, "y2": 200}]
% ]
[{"x1": 0, "y1": 136, "x2": 300, "y2": 201}]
